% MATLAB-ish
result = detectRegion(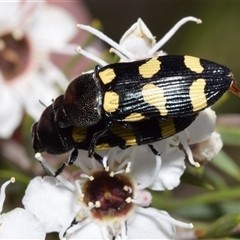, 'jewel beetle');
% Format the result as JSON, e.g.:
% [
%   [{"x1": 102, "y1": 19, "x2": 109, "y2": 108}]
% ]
[
  {"x1": 53, "y1": 55, "x2": 240, "y2": 155},
  {"x1": 32, "y1": 102, "x2": 197, "y2": 174}
]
